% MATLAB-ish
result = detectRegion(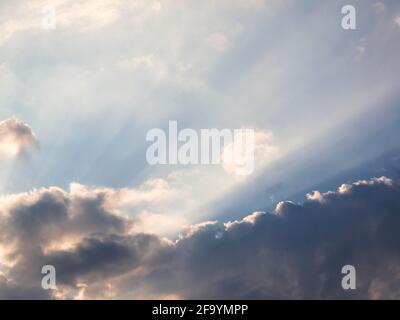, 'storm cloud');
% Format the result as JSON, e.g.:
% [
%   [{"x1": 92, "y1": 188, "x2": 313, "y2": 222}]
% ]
[{"x1": 0, "y1": 176, "x2": 400, "y2": 299}]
